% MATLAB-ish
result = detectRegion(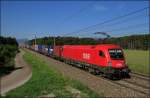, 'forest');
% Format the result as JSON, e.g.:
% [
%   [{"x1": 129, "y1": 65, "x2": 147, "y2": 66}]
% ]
[{"x1": 29, "y1": 34, "x2": 150, "y2": 50}]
